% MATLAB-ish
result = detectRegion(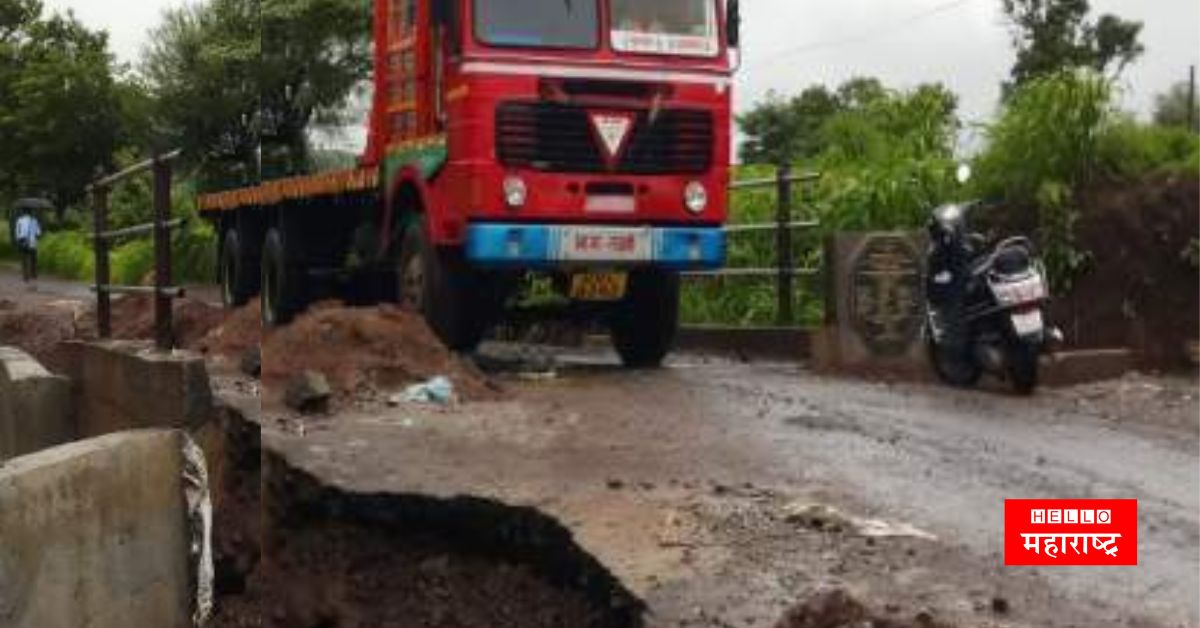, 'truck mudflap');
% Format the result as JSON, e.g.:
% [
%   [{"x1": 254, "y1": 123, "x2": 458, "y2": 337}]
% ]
[{"x1": 464, "y1": 223, "x2": 726, "y2": 270}]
